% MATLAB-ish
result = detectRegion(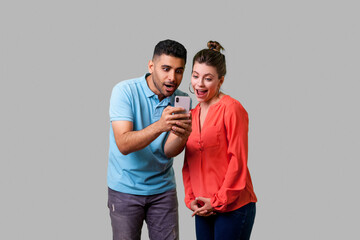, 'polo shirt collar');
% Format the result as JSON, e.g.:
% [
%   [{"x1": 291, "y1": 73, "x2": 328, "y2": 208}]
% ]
[
  {"x1": 142, "y1": 73, "x2": 156, "y2": 98},
  {"x1": 141, "y1": 73, "x2": 172, "y2": 106}
]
